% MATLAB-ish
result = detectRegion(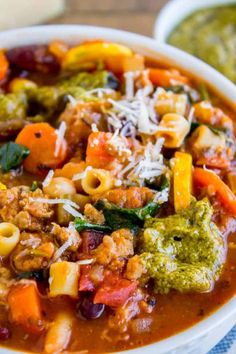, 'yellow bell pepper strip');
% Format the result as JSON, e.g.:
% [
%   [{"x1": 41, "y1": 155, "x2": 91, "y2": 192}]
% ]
[
  {"x1": 62, "y1": 42, "x2": 133, "y2": 70},
  {"x1": 193, "y1": 168, "x2": 236, "y2": 216},
  {"x1": 173, "y1": 151, "x2": 192, "y2": 212}
]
